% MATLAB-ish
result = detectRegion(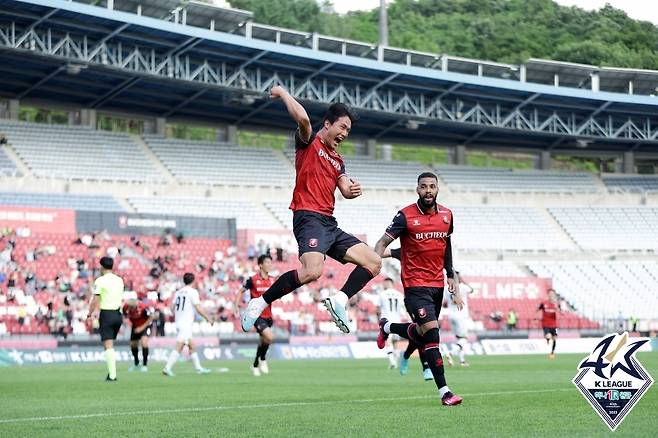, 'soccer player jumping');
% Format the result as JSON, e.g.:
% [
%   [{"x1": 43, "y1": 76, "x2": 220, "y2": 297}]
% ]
[
  {"x1": 374, "y1": 172, "x2": 463, "y2": 406},
  {"x1": 241, "y1": 86, "x2": 381, "y2": 333}
]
